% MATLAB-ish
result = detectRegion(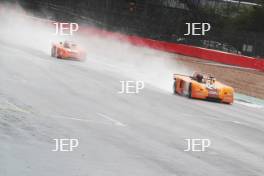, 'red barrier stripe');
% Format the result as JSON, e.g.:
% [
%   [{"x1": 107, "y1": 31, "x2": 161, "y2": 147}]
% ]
[{"x1": 79, "y1": 26, "x2": 264, "y2": 71}]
